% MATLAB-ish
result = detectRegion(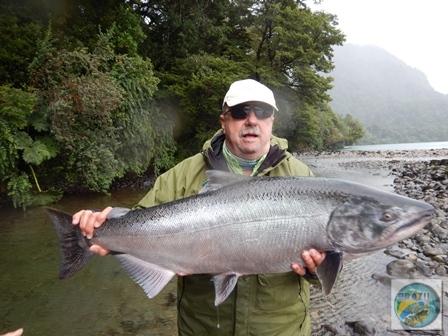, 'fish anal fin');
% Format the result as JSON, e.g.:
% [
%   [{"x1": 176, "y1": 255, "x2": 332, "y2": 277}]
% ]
[
  {"x1": 315, "y1": 251, "x2": 343, "y2": 296},
  {"x1": 114, "y1": 254, "x2": 175, "y2": 299},
  {"x1": 212, "y1": 273, "x2": 240, "y2": 306}
]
